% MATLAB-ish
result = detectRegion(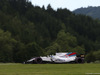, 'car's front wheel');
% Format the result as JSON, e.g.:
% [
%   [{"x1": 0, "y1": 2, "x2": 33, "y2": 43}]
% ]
[{"x1": 34, "y1": 57, "x2": 42, "y2": 64}]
